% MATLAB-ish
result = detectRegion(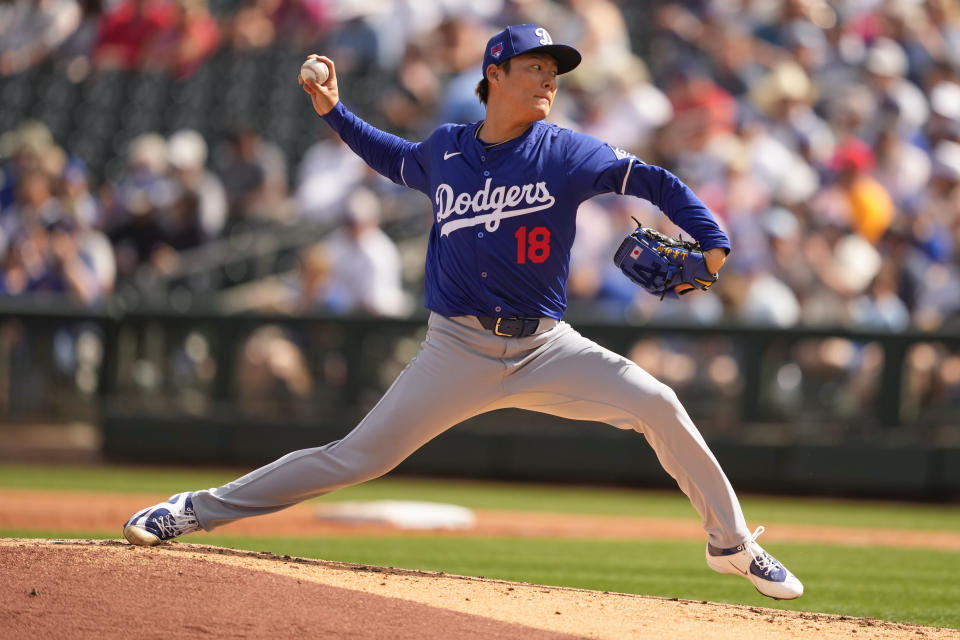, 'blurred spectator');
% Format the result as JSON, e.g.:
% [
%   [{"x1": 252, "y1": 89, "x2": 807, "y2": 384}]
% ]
[
  {"x1": 432, "y1": 17, "x2": 488, "y2": 126},
  {"x1": 926, "y1": 0, "x2": 960, "y2": 71},
  {"x1": 103, "y1": 133, "x2": 175, "y2": 230},
  {"x1": 737, "y1": 268, "x2": 802, "y2": 328},
  {"x1": 761, "y1": 206, "x2": 819, "y2": 302},
  {"x1": 106, "y1": 184, "x2": 176, "y2": 279},
  {"x1": 500, "y1": 0, "x2": 572, "y2": 37},
  {"x1": 567, "y1": 197, "x2": 623, "y2": 310},
  {"x1": 926, "y1": 77, "x2": 960, "y2": 147},
  {"x1": 748, "y1": 61, "x2": 833, "y2": 163},
  {"x1": 780, "y1": 18, "x2": 831, "y2": 77},
  {"x1": 802, "y1": 225, "x2": 883, "y2": 325},
  {"x1": 103, "y1": 133, "x2": 178, "y2": 278},
  {"x1": 568, "y1": 0, "x2": 631, "y2": 66},
  {"x1": 849, "y1": 263, "x2": 910, "y2": 331},
  {"x1": 166, "y1": 129, "x2": 227, "y2": 240},
  {"x1": 320, "y1": 187, "x2": 410, "y2": 317},
  {"x1": 377, "y1": 42, "x2": 442, "y2": 133},
  {"x1": 862, "y1": 37, "x2": 929, "y2": 138},
  {"x1": 218, "y1": 240, "x2": 340, "y2": 314},
  {"x1": 273, "y1": 0, "x2": 331, "y2": 49},
  {"x1": 663, "y1": 64, "x2": 737, "y2": 153},
  {"x1": 52, "y1": 0, "x2": 104, "y2": 82},
  {"x1": 224, "y1": 0, "x2": 277, "y2": 51},
  {"x1": 912, "y1": 260, "x2": 960, "y2": 330},
  {"x1": 0, "y1": 0, "x2": 82, "y2": 74},
  {"x1": 874, "y1": 127, "x2": 931, "y2": 211},
  {"x1": 1, "y1": 169, "x2": 67, "y2": 241},
  {"x1": 293, "y1": 243, "x2": 337, "y2": 313},
  {"x1": 74, "y1": 224, "x2": 116, "y2": 300},
  {"x1": 139, "y1": 0, "x2": 220, "y2": 78},
  {"x1": 236, "y1": 325, "x2": 314, "y2": 417},
  {"x1": 326, "y1": 8, "x2": 382, "y2": 77},
  {"x1": 1, "y1": 221, "x2": 108, "y2": 305},
  {"x1": 60, "y1": 158, "x2": 104, "y2": 230},
  {"x1": 0, "y1": 121, "x2": 115, "y2": 307},
  {"x1": 295, "y1": 134, "x2": 368, "y2": 223},
  {"x1": 92, "y1": 0, "x2": 175, "y2": 71},
  {"x1": 163, "y1": 186, "x2": 205, "y2": 253},
  {"x1": 814, "y1": 138, "x2": 896, "y2": 244},
  {"x1": 212, "y1": 126, "x2": 290, "y2": 230},
  {"x1": 0, "y1": 121, "x2": 65, "y2": 212}
]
